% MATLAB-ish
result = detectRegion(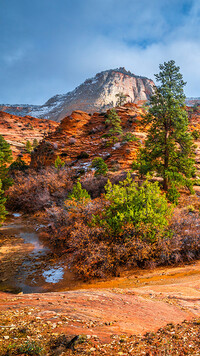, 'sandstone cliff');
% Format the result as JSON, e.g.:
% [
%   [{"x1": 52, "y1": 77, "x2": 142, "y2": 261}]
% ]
[{"x1": 0, "y1": 111, "x2": 58, "y2": 160}]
